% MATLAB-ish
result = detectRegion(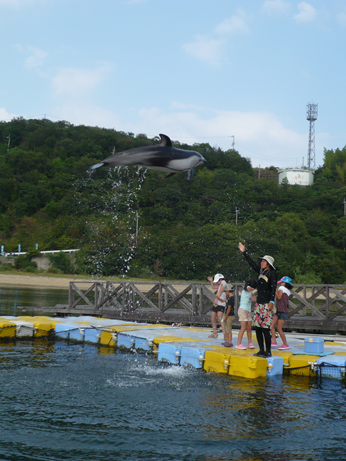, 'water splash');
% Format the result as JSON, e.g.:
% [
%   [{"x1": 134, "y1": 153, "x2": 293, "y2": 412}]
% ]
[{"x1": 72, "y1": 166, "x2": 147, "y2": 276}]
